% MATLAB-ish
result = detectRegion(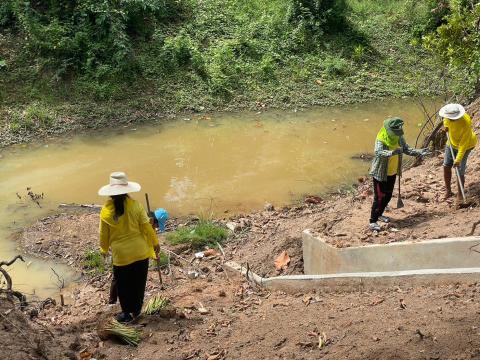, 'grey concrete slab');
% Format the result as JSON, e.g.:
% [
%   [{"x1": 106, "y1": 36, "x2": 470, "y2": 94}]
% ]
[
  {"x1": 303, "y1": 230, "x2": 480, "y2": 274},
  {"x1": 224, "y1": 261, "x2": 480, "y2": 293}
]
